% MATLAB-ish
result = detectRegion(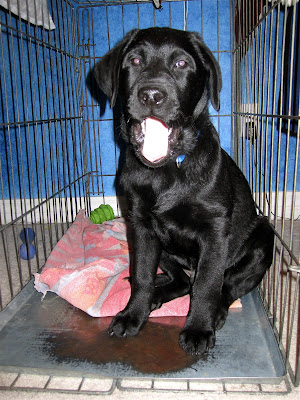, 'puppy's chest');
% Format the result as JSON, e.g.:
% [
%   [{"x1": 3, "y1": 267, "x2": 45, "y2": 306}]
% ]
[
  {"x1": 149, "y1": 196, "x2": 210, "y2": 254},
  {"x1": 128, "y1": 171, "x2": 213, "y2": 252}
]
